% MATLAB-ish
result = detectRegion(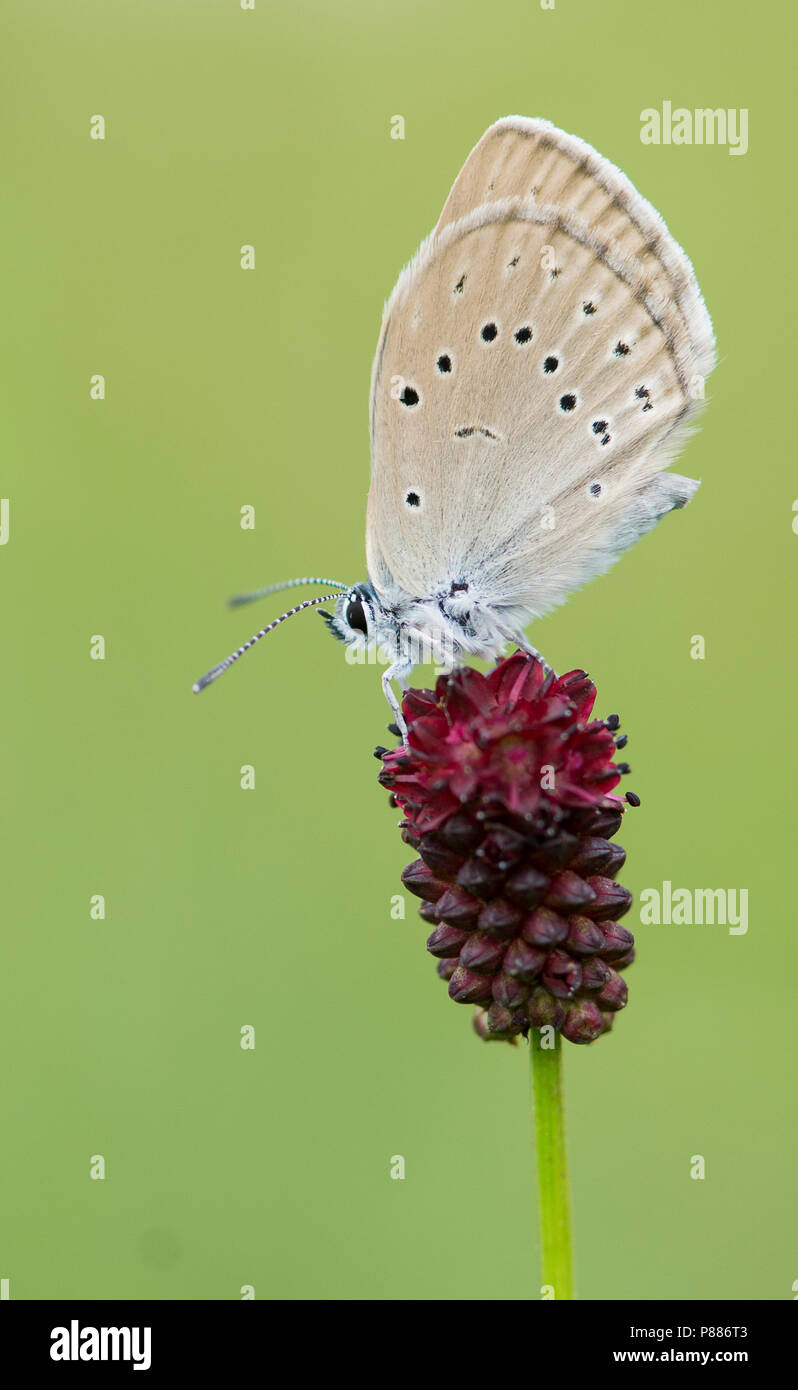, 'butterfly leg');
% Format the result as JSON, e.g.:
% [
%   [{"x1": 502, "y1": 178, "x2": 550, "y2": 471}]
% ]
[
  {"x1": 382, "y1": 658, "x2": 413, "y2": 744},
  {"x1": 496, "y1": 624, "x2": 553, "y2": 675}
]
